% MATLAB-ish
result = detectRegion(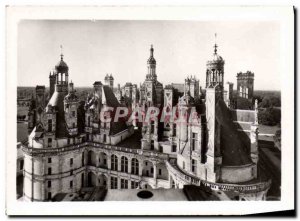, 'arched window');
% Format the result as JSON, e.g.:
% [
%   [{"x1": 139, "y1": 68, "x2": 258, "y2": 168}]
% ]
[
  {"x1": 131, "y1": 158, "x2": 139, "y2": 175},
  {"x1": 121, "y1": 156, "x2": 128, "y2": 173},
  {"x1": 111, "y1": 155, "x2": 118, "y2": 171}
]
